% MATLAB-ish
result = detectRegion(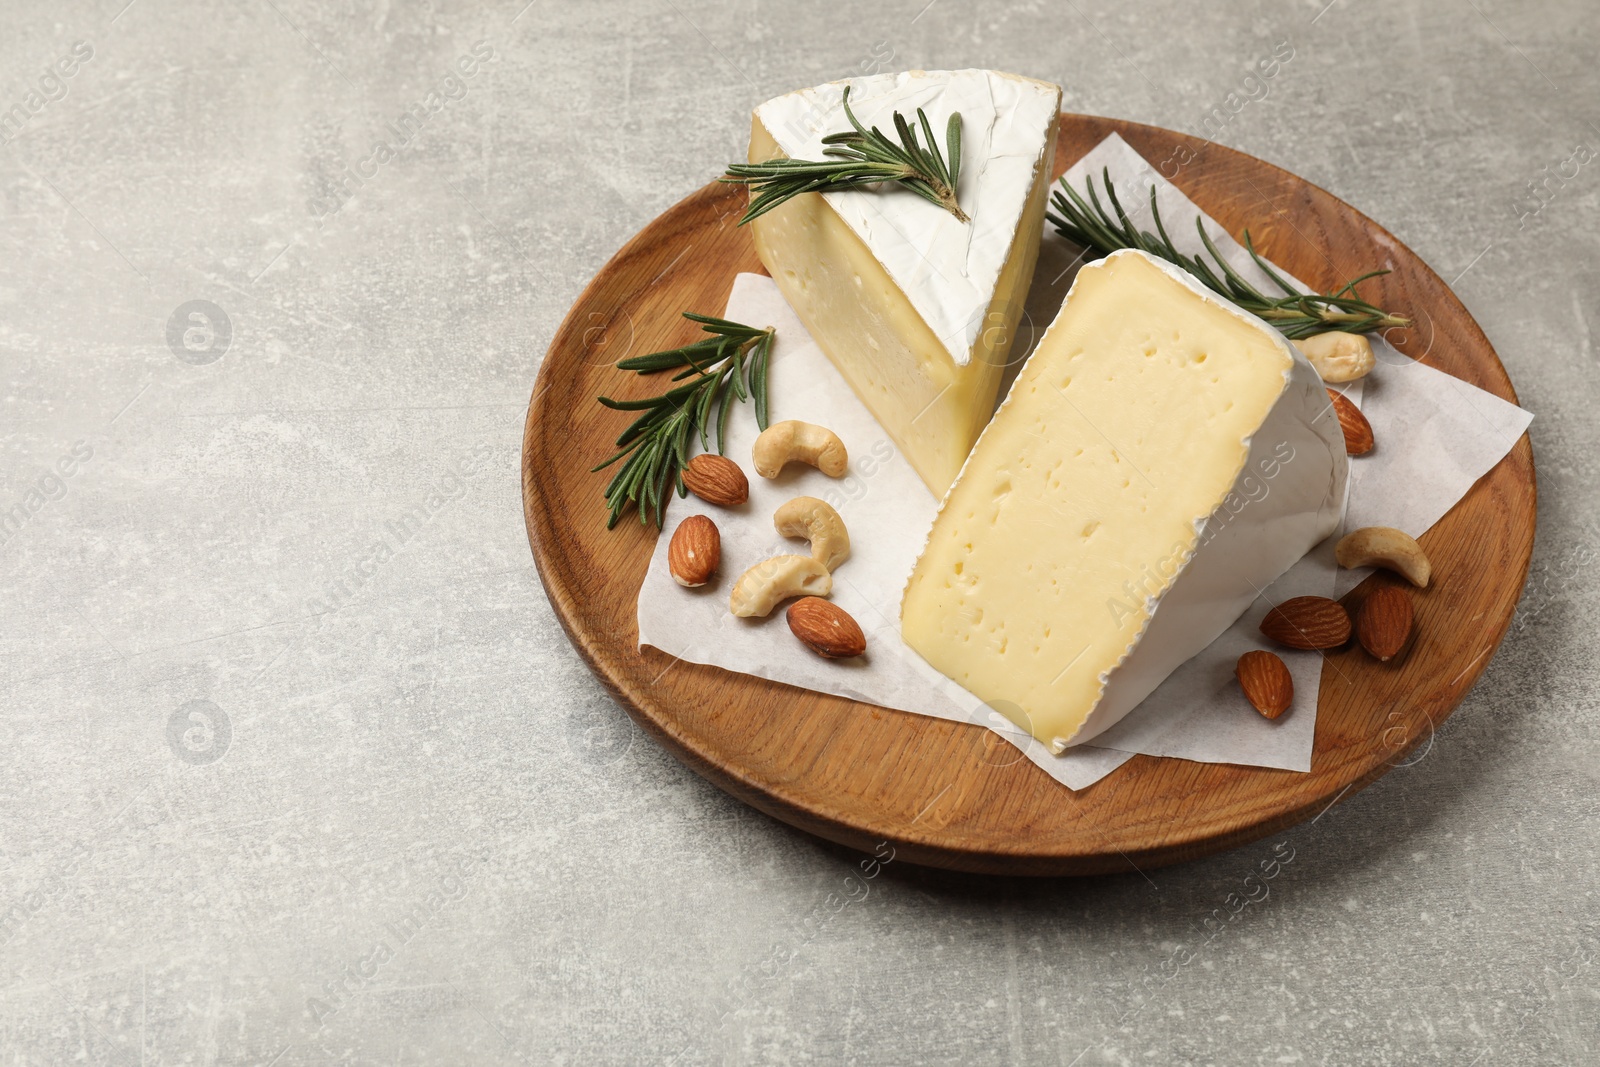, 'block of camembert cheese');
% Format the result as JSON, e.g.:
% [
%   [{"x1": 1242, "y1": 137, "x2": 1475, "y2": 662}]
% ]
[
  {"x1": 747, "y1": 70, "x2": 1061, "y2": 495},
  {"x1": 901, "y1": 249, "x2": 1348, "y2": 750}
]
